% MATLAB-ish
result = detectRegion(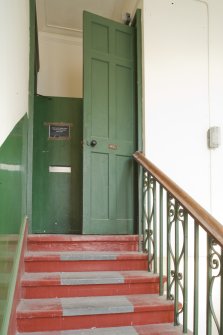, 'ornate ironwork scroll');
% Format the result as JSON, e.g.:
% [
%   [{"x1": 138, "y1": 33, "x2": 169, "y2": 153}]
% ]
[
  {"x1": 134, "y1": 152, "x2": 223, "y2": 335},
  {"x1": 142, "y1": 170, "x2": 157, "y2": 272},
  {"x1": 207, "y1": 237, "x2": 223, "y2": 334},
  {"x1": 167, "y1": 194, "x2": 188, "y2": 328}
]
